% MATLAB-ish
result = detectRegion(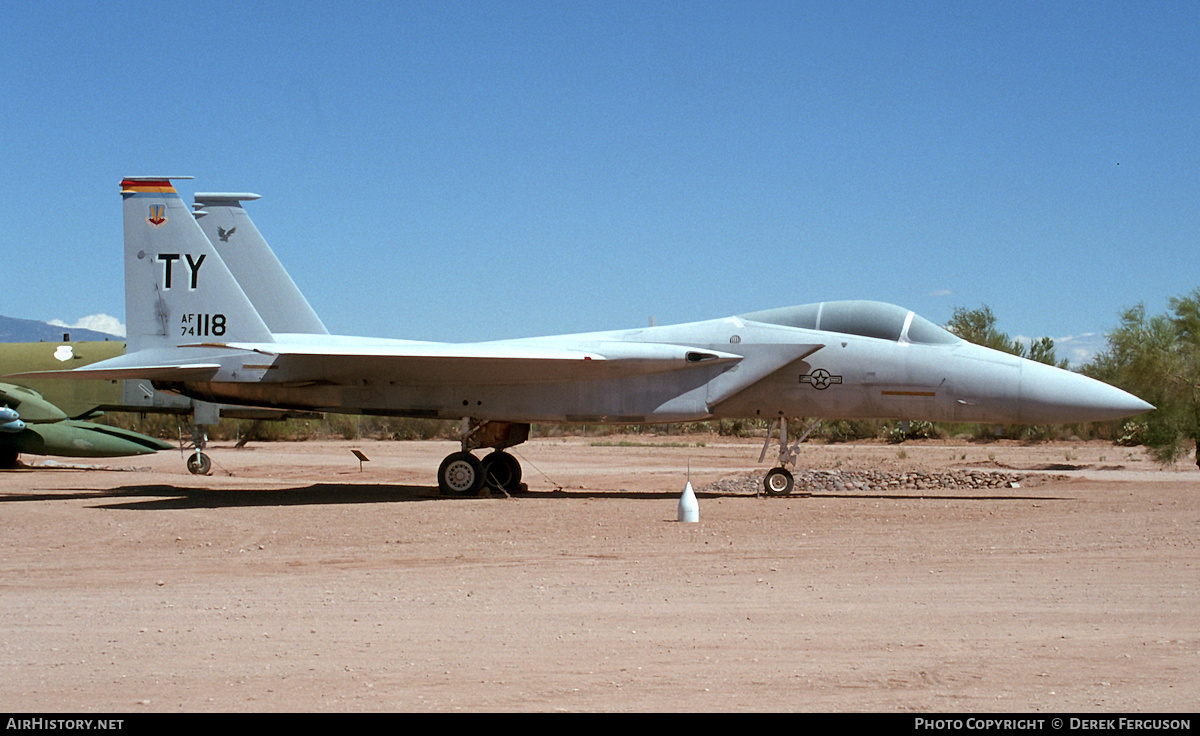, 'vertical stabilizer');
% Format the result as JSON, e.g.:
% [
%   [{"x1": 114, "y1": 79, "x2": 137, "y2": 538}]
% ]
[
  {"x1": 121, "y1": 177, "x2": 274, "y2": 352},
  {"x1": 192, "y1": 193, "x2": 329, "y2": 335}
]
